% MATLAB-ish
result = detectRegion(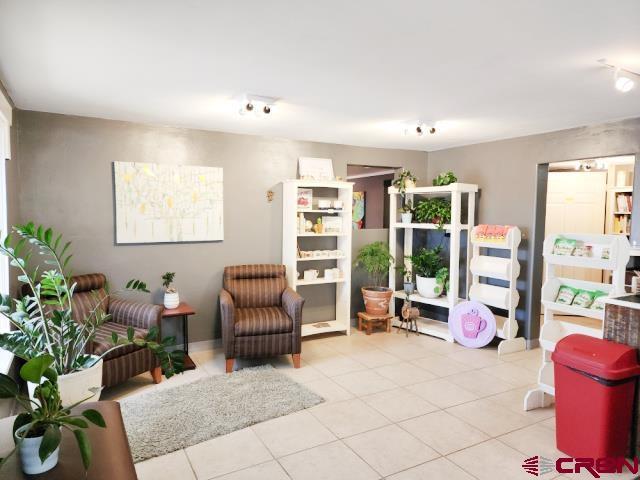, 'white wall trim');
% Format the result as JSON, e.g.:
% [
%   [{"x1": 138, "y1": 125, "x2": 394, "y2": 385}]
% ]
[
  {"x1": 346, "y1": 169, "x2": 397, "y2": 180},
  {"x1": 0, "y1": 90, "x2": 11, "y2": 128}
]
